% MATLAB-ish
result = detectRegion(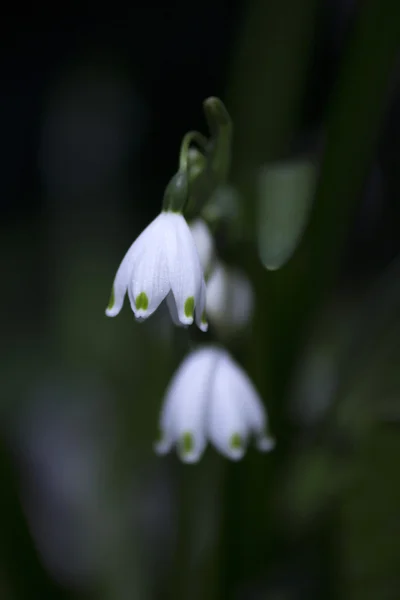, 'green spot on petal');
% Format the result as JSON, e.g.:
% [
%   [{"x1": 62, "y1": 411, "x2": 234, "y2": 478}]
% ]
[
  {"x1": 230, "y1": 433, "x2": 243, "y2": 450},
  {"x1": 107, "y1": 287, "x2": 115, "y2": 310},
  {"x1": 181, "y1": 432, "x2": 194, "y2": 455},
  {"x1": 135, "y1": 292, "x2": 149, "y2": 311},
  {"x1": 201, "y1": 310, "x2": 207, "y2": 324},
  {"x1": 184, "y1": 296, "x2": 195, "y2": 318}
]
